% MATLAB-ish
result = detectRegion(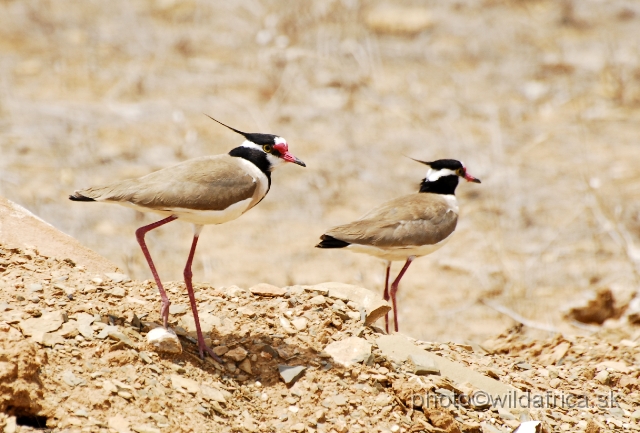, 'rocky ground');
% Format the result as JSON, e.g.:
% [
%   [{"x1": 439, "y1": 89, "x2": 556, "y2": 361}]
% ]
[{"x1": 1, "y1": 242, "x2": 640, "y2": 433}]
